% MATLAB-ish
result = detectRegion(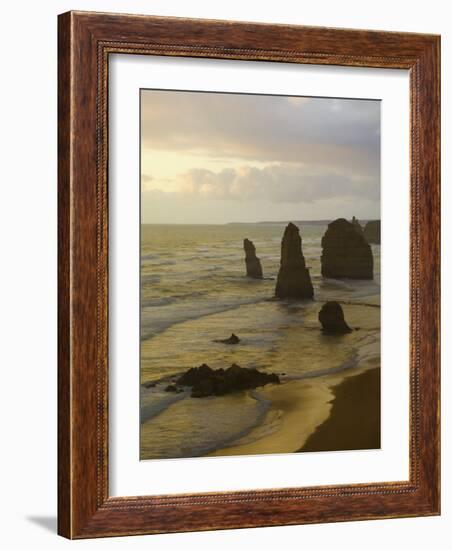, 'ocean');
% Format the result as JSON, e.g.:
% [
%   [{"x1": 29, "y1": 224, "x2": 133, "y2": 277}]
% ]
[{"x1": 140, "y1": 223, "x2": 381, "y2": 460}]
